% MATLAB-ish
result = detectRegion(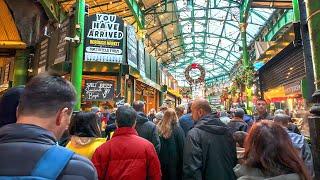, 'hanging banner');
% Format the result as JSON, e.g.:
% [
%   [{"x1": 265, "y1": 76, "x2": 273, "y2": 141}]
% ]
[
  {"x1": 138, "y1": 40, "x2": 145, "y2": 77},
  {"x1": 127, "y1": 26, "x2": 138, "y2": 69},
  {"x1": 84, "y1": 14, "x2": 124, "y2": 63},
  {"x1": 84, "y1": 80, "x2": 115, "y2": 101}
]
